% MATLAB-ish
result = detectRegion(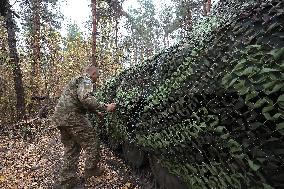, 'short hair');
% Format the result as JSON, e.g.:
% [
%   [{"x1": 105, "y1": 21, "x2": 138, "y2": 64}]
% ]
[{"x1": 85, "y1": 64, "x2": 98, "y2": 74}]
